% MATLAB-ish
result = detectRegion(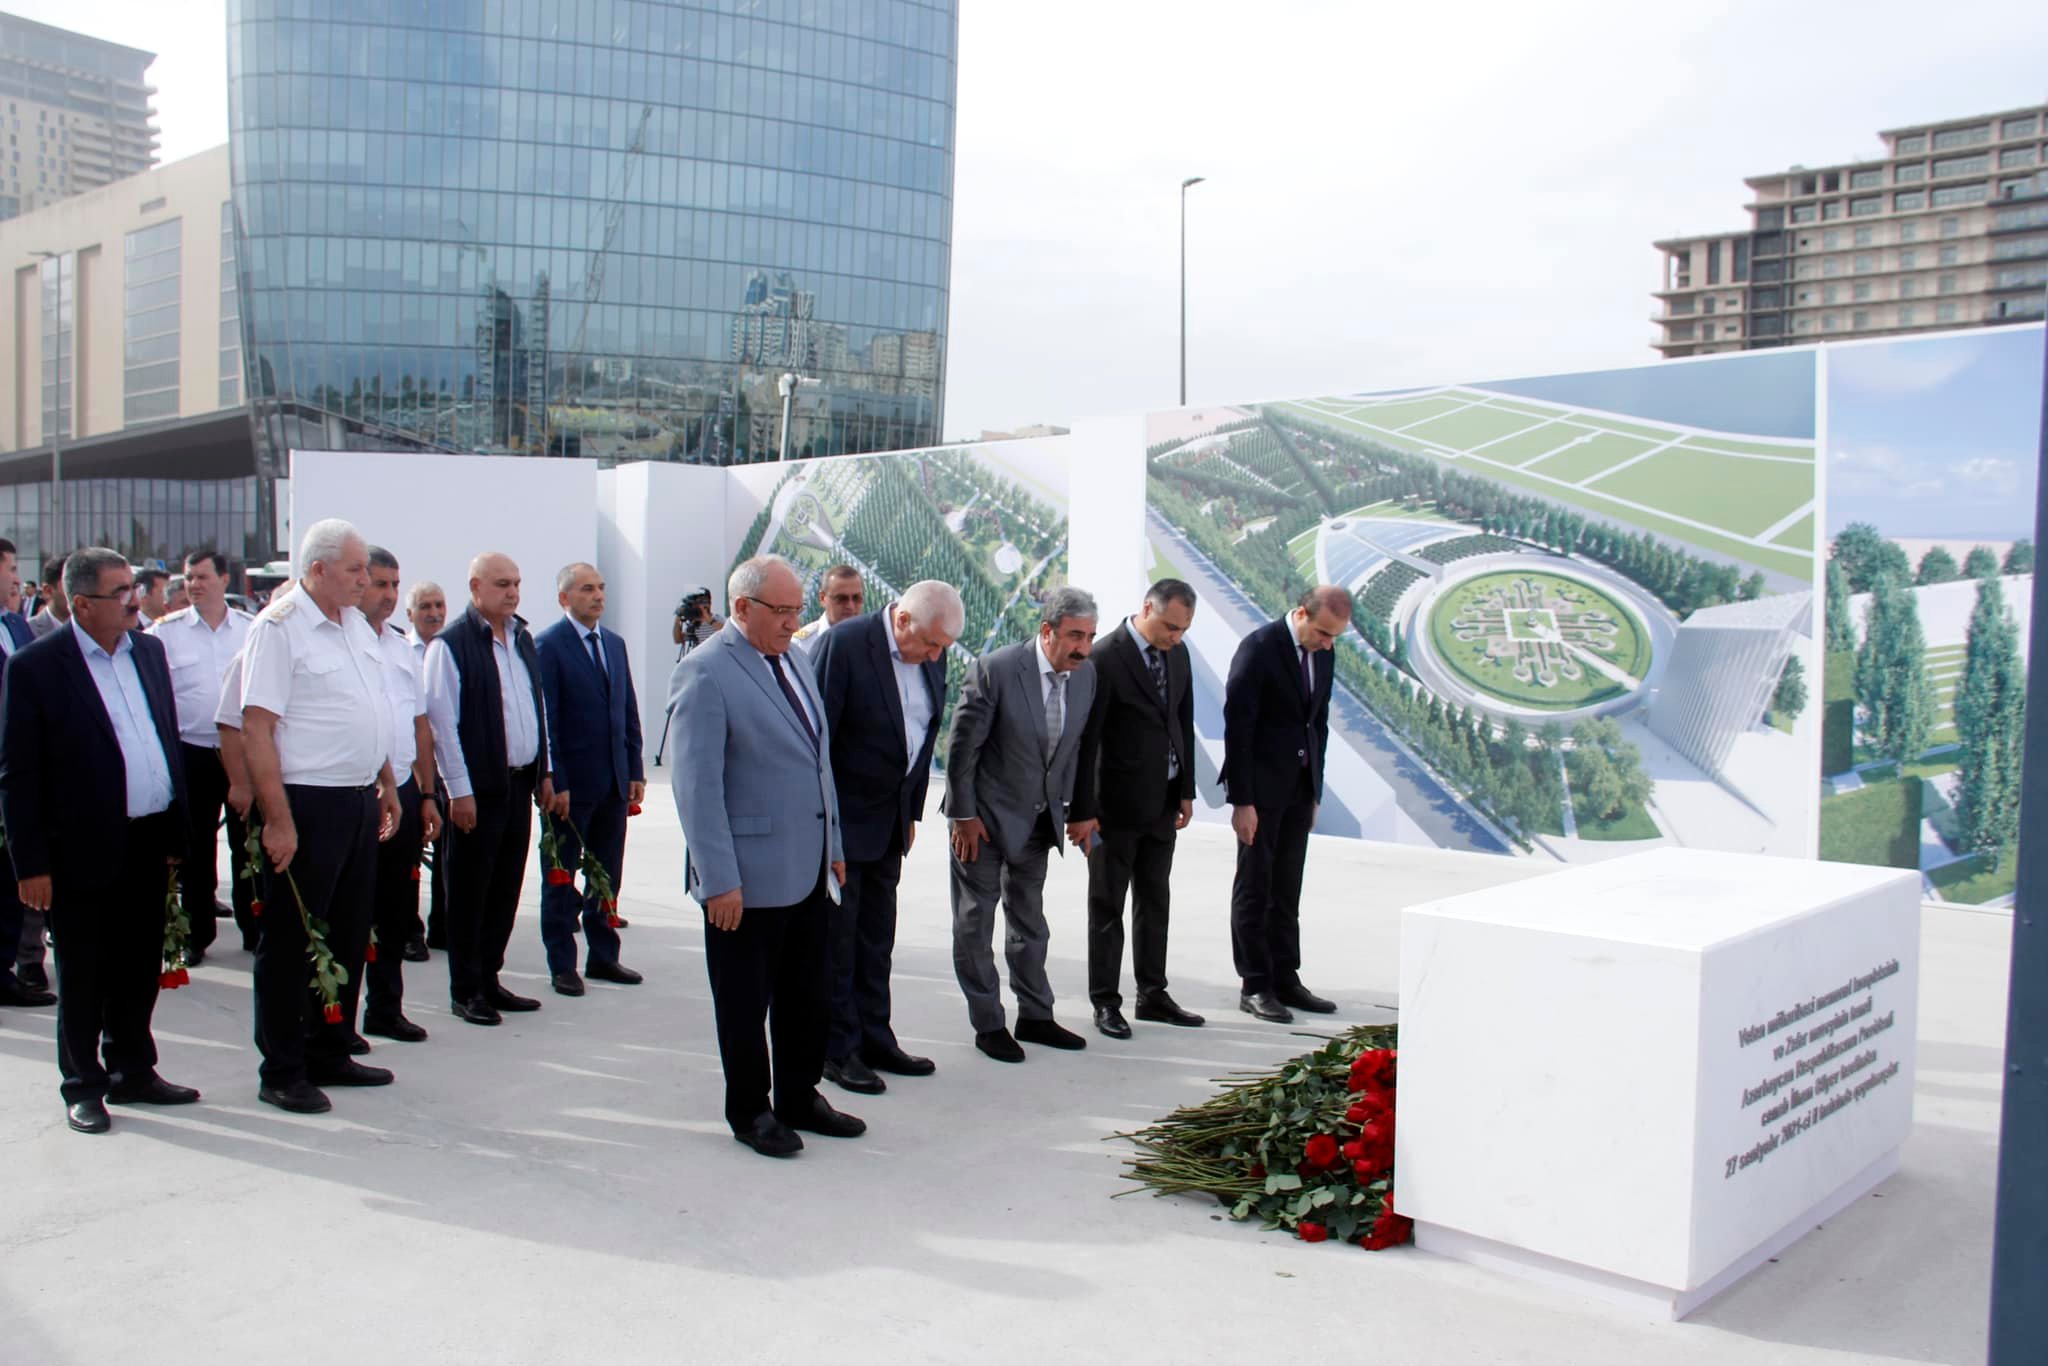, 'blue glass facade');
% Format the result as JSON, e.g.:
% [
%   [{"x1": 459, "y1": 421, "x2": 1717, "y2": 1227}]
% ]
[{"x1": 225, "y1": 0, "x2": 956, "y2": 482}]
